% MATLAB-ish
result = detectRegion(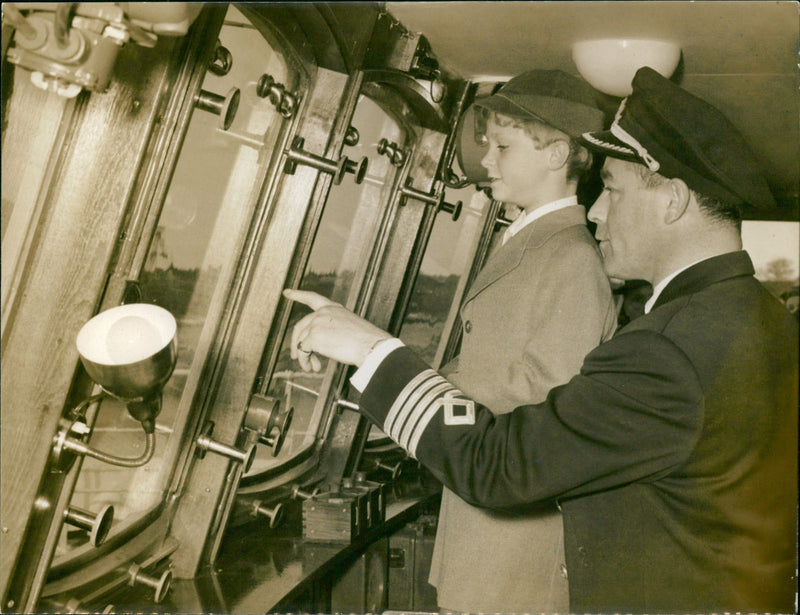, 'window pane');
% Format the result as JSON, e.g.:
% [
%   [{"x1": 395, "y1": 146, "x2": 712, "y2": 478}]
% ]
[
  {"x1": 246, "y1": 95, "x2": 405, "y2": 476},
  {"x1": 399, "y1": 189, "x2": 490, "y2": 365},
  {"x1": 55, "y1": 6, "x2": 291, "y2": 559},
  {"x1": 367, "y1": 188, "x2": 490, "y2": 442},
  {"x1": 742, "y1": 220, "x2": 799, "y2": 312}
]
